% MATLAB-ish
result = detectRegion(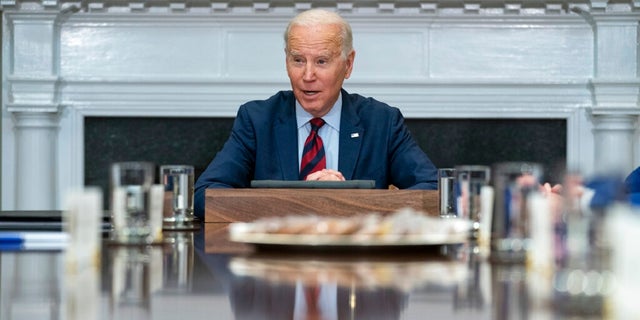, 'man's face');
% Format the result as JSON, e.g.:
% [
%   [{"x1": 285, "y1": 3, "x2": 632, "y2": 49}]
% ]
[{"x1": 285, "y1": 24, "x2": 355, "y2": 118}]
